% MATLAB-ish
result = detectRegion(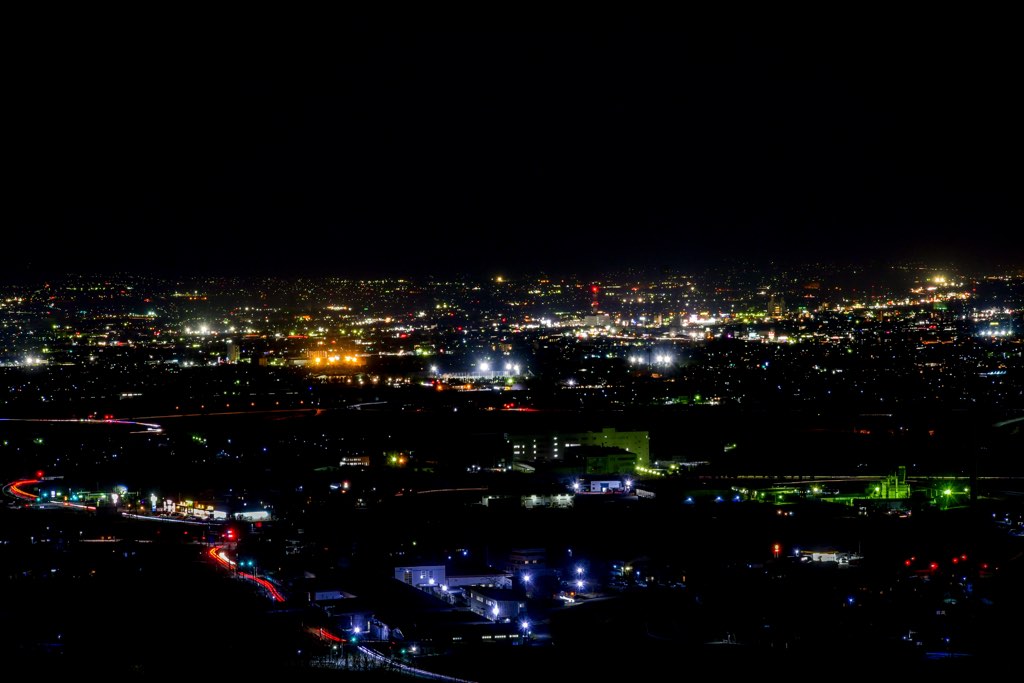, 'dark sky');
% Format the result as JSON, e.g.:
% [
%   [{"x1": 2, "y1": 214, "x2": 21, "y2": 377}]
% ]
[{"x1": 8, "y1": 17, "x2": 1022, "y2": 279}]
